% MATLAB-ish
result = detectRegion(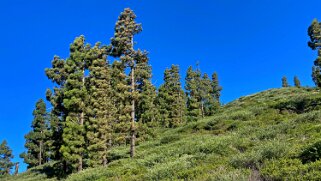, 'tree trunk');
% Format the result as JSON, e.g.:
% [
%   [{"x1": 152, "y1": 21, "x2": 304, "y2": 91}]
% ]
[
  {"x1": 201, "y1": 101, "x2": 204, "y2": 118},
  {"x1": 103, "y1": 155, "x2": 107, "y2": 167},
  {"x1": 130, "y1": 66, "x2": 136, "y2": 158},
  {"x1": 78, "y1": 68, "x2": 85, "y2": 172},
  {"x1": 78, "y1": 157, "x2": 82, "y2": 172},
  {"x1": 39, "y1": 140, "x2": 42, "y2": 165},
  {"x1": 80, "y1": 69, "x2": 85, "y2": 125},
  {"x1": 14, "y1": 162, "x2": 19, "y2": 175},
  {"x1": 6, "y1": 167, "x2": 10, "y2": 175},
  {"x1": 103, "y1": 133, "x2": 112, "y2": 166},
  {"x1": 102, "y1": 133, "x2": 109, "y2": 167},
  {"x1": 179, "y1": 91, "x2": 182, "y2": 124}
]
